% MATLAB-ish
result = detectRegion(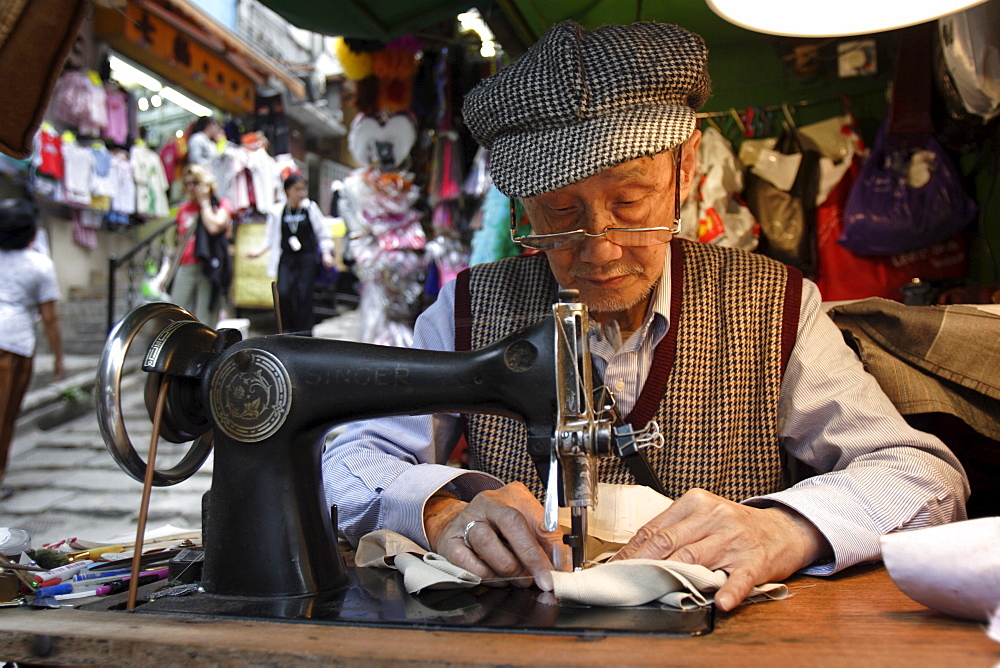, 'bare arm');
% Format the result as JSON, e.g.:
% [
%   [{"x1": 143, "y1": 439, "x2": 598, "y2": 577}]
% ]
[{"x1": 38, "y1": 300, "x2": 65, "y2": 381}]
